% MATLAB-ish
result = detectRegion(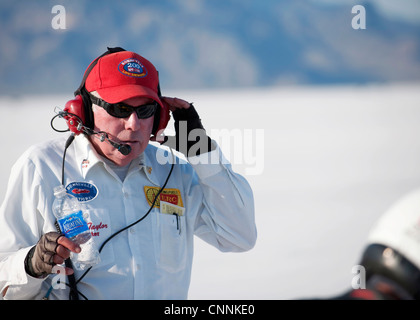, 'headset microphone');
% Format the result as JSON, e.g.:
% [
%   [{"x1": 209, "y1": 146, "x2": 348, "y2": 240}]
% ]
[
  {"x1": 97, "y1": 131, "x2": 132, "y2": 156},
  {"x1": 51, "y1": 110, "x2": 132, "y2": 156},
  {"x1": 77, "y1": 120, "x2": 132, "y2": 156},
  {"x1": 106, "y1": 138, "x2": 132, "y2": 156}
]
